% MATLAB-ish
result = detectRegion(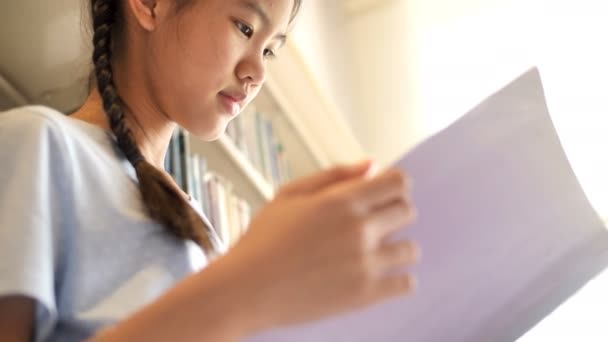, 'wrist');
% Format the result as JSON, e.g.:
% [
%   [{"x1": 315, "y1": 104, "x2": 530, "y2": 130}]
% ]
[
  {"x1": 203, "y1": 251, "x2": 273, "y2": 338},
  {"x1": 91, "y1": 255, "x2": 266, "y2": 342}
]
